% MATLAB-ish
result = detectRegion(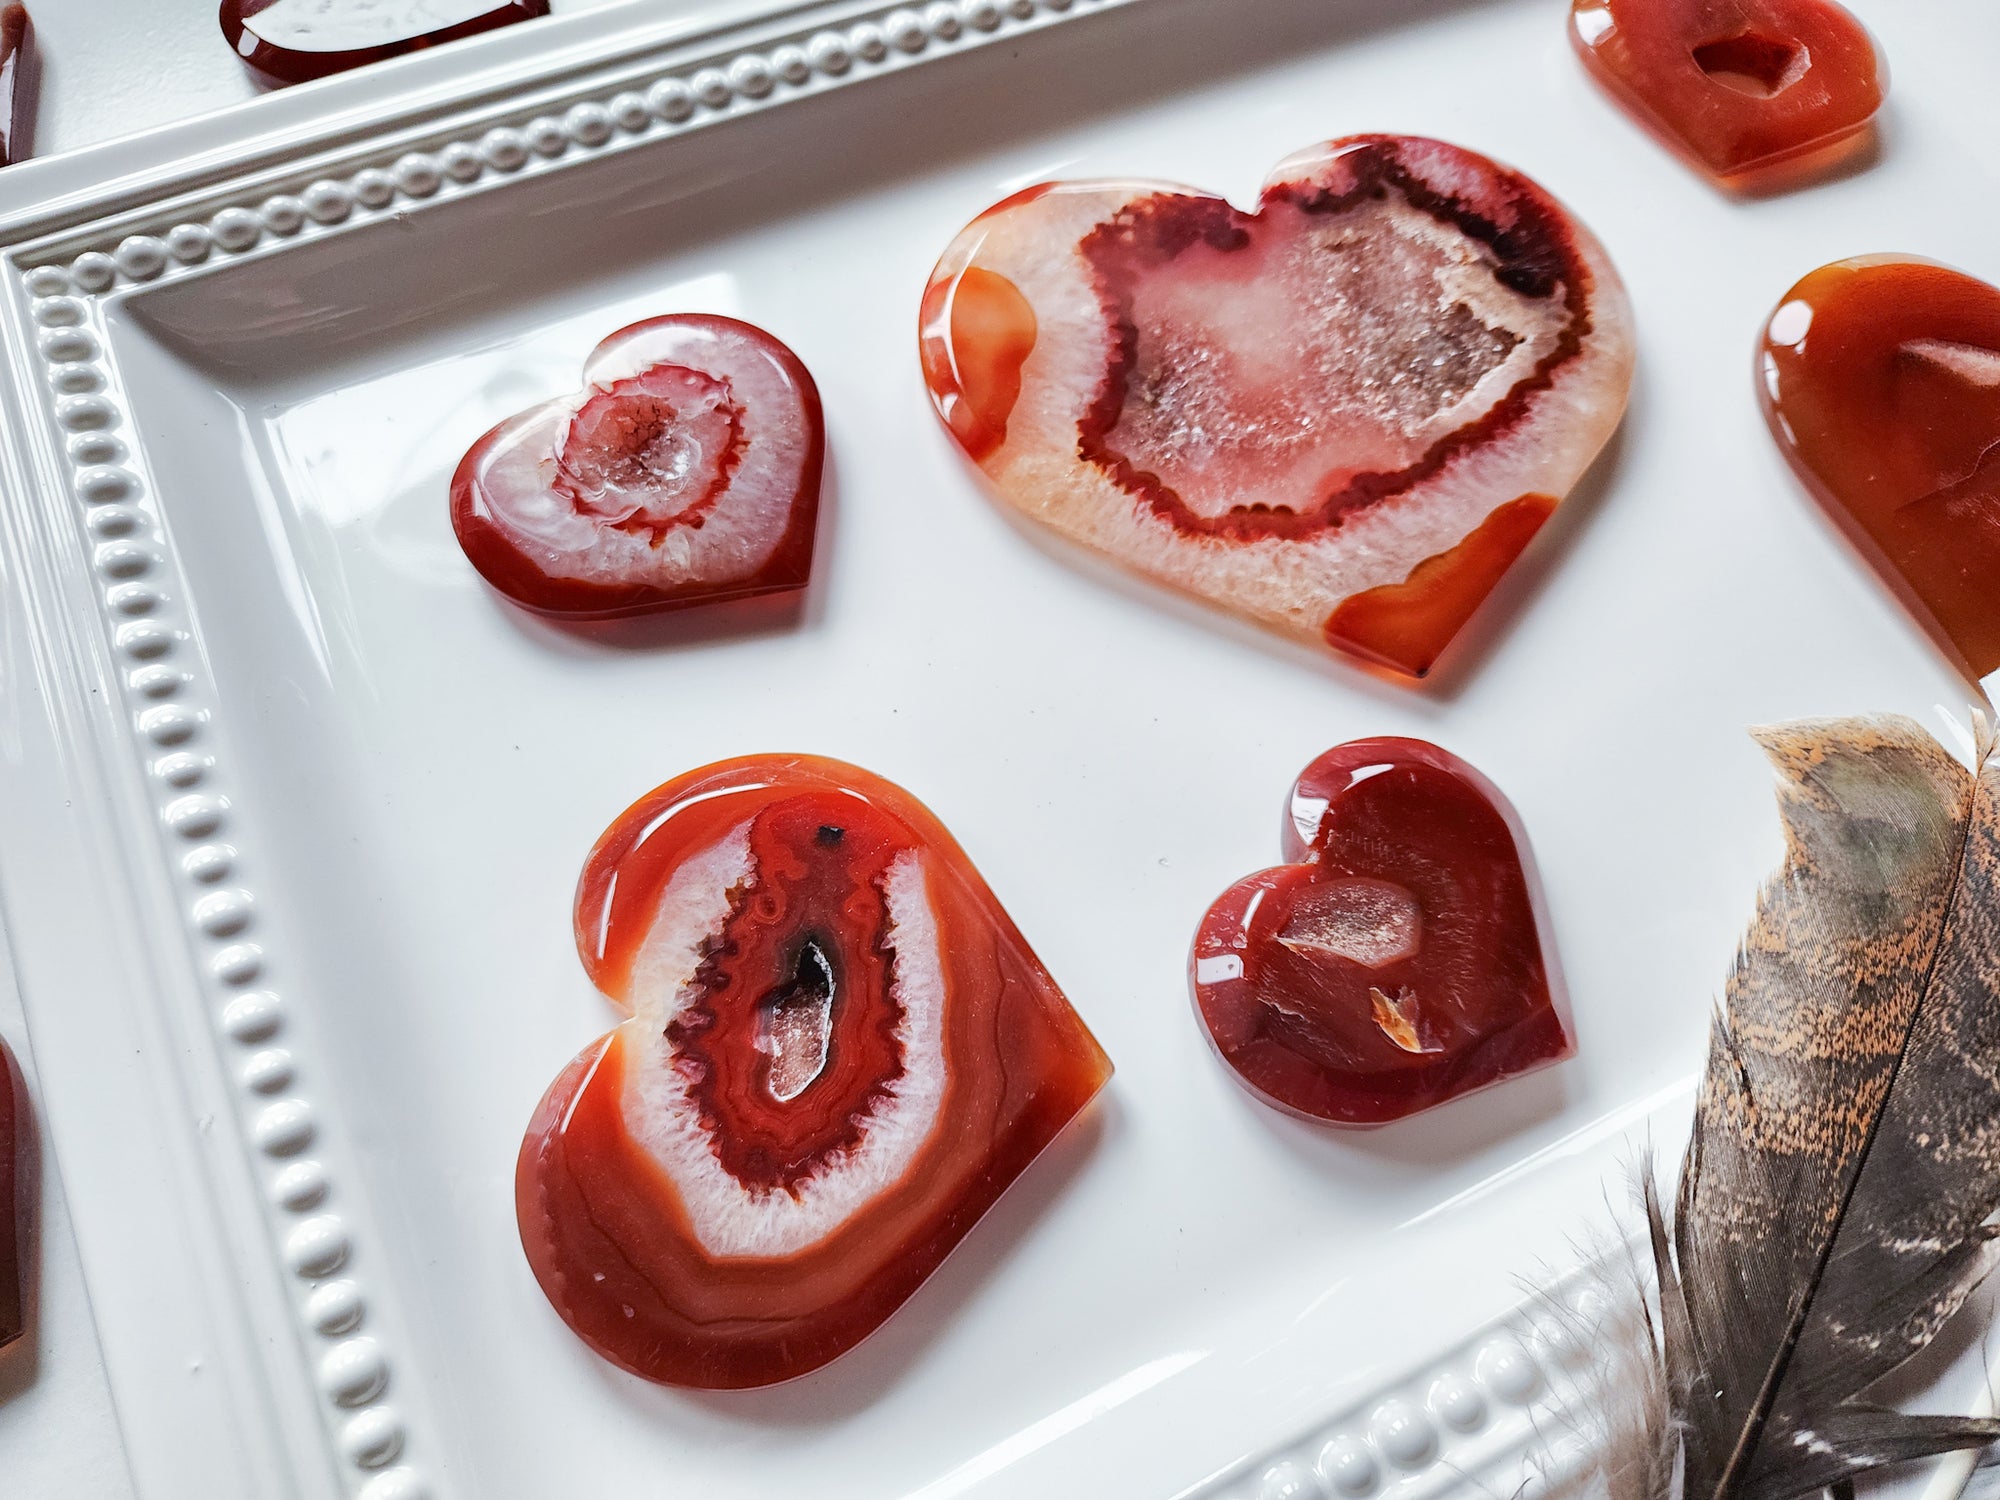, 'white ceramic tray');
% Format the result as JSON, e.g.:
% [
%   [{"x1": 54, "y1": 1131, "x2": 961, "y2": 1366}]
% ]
[{"x1": 2, "y1": 0, "x2": 1997, "y2": 1496}]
